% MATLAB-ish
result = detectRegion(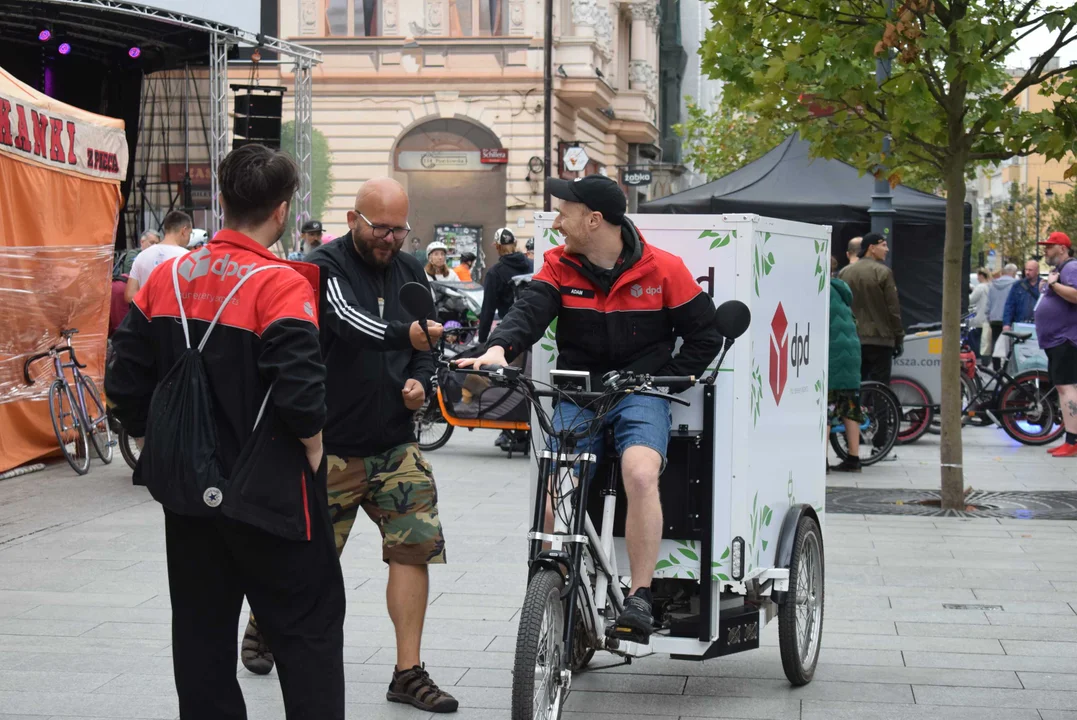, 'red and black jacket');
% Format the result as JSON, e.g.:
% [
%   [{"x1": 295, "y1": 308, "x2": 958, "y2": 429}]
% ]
[
  {"x1": 106, "y1": 230, "x2": 327, "y2": 540},
  {"x1": 488, "y1": 219, "x2": 721, "y2": 388}
]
